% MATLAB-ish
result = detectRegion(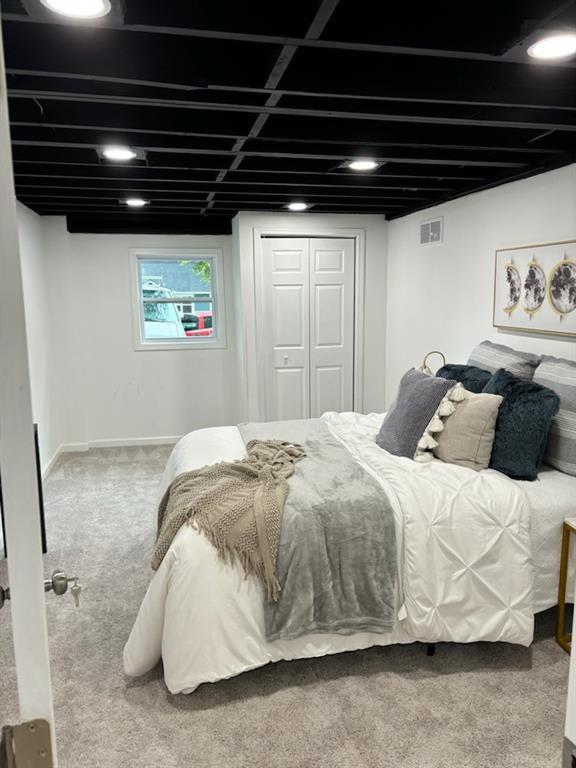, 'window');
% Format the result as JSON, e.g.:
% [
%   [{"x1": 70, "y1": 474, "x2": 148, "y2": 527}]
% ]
[{"x1": 131, "y1": 248, "x2": 226, "y2": 350}]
